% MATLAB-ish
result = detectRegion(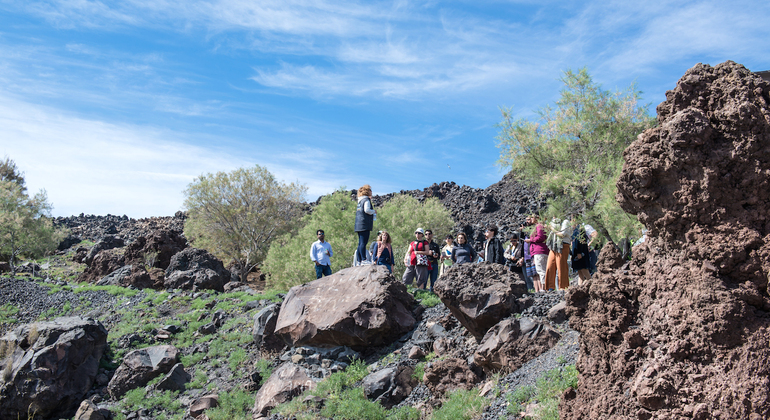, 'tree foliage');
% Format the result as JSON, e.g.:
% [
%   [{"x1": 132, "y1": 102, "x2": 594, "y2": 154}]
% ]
[
  {"x1": 0, "y1": 156, "x2": 26, "y2": 193},
  {"x1": 0, "y1": 180, "x2": 65, "y2": 273},
  {"x1": 496, "y1": 68, "x2": 655, "y2": 243},
  {"x1": 263, "y1": 190, "x2": 454, "y2": 291},
  {"x1": 183, "y1": 165, "x2": 307, "y2": 282}
]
